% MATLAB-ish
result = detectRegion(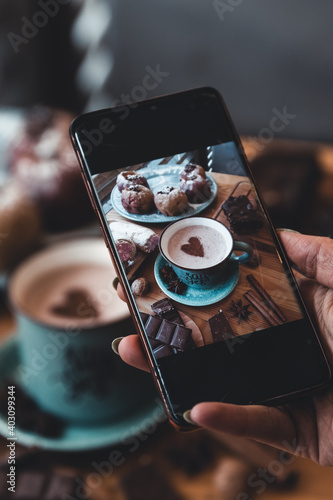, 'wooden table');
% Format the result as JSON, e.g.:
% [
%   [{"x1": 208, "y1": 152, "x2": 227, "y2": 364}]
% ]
[{"x1": 105, "y1": 171, "x2": 302, "y2": 347}]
